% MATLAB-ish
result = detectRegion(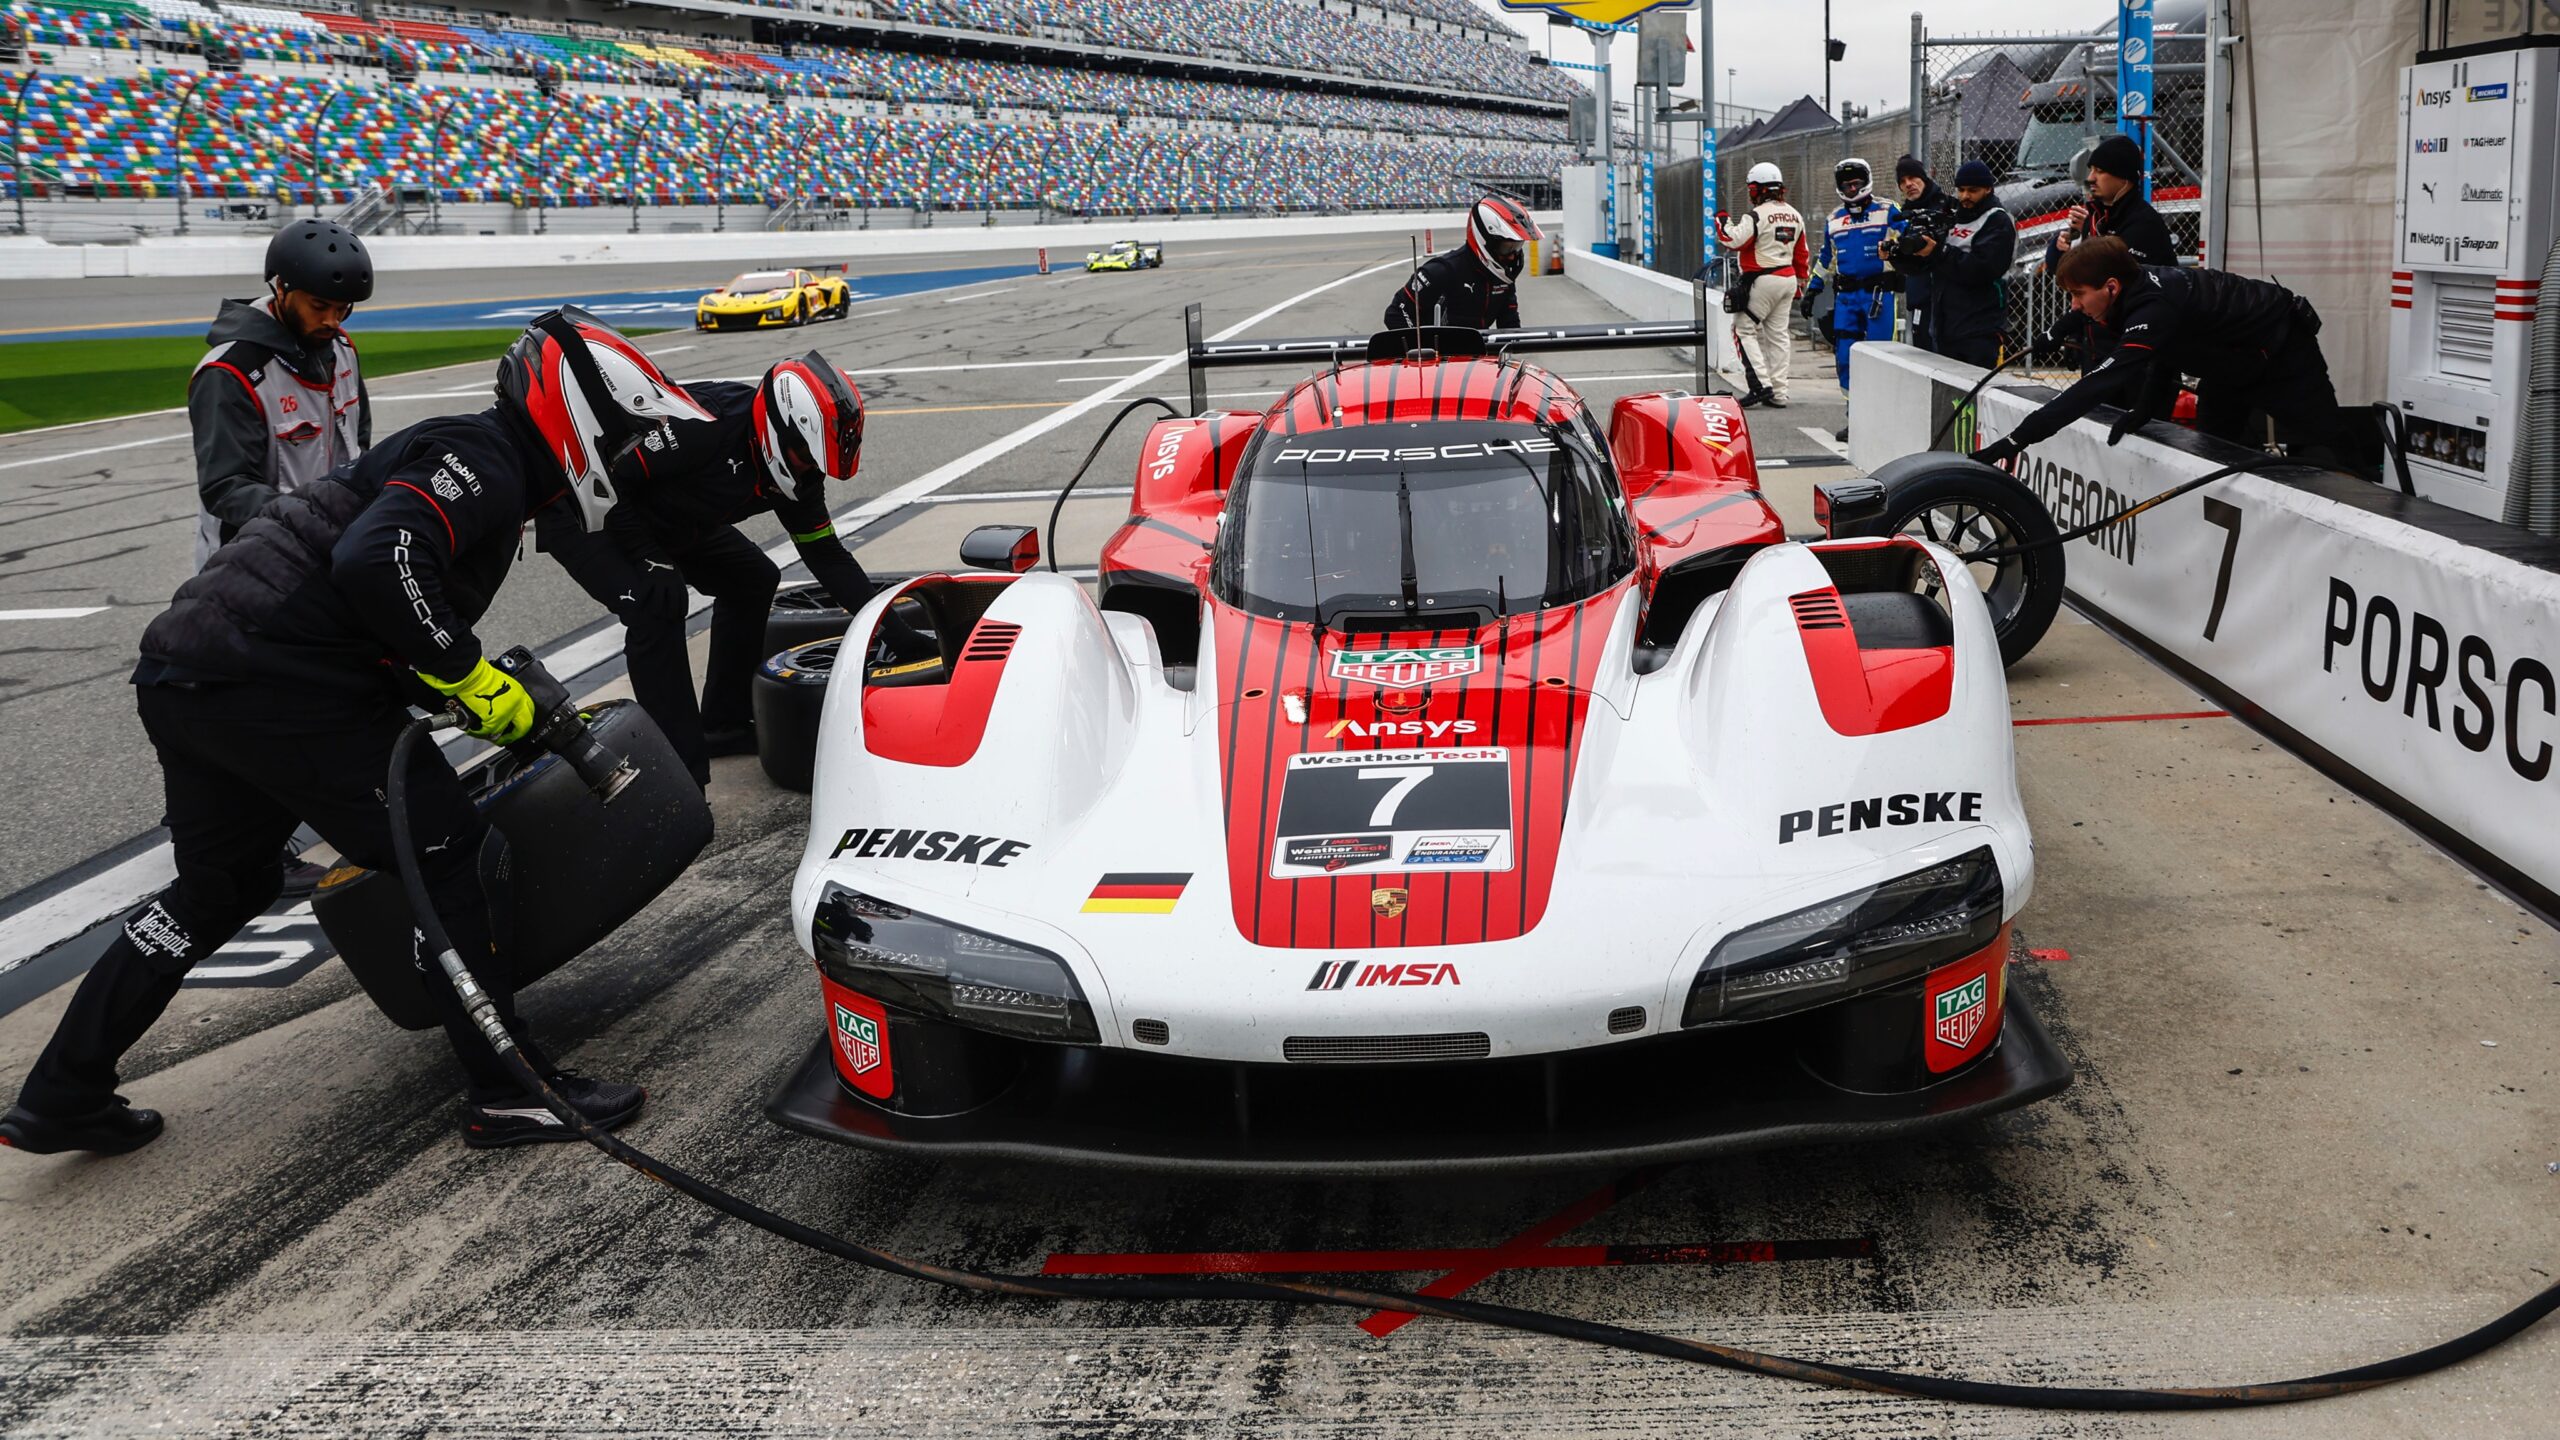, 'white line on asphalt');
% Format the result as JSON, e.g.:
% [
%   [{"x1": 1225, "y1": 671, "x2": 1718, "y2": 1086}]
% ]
[
  {"x1": 0, "y1": 256, "x2": 1401, "y2": 976},
  {"x1": 646, "y1": 344, "x2": 697, "y2": 356},
  {"x1": 0, "y1": 607, "x2": 107, "y2": 620},
  {"x1": 925, "y1": 485, "x2": 1134, "y2": 503},
  {"x1": 1798, "y1": 426, "x2": 1852, "y2": 460},
  {"x1": 941, "y1": 287, "x2": 1021, "y2": 303},
  {"x1": 843, "y1": 307, "x2": 901, "y2": 320},
  {"x1": 0, "y1": 433, "x2": 192, "y2": 471}
]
